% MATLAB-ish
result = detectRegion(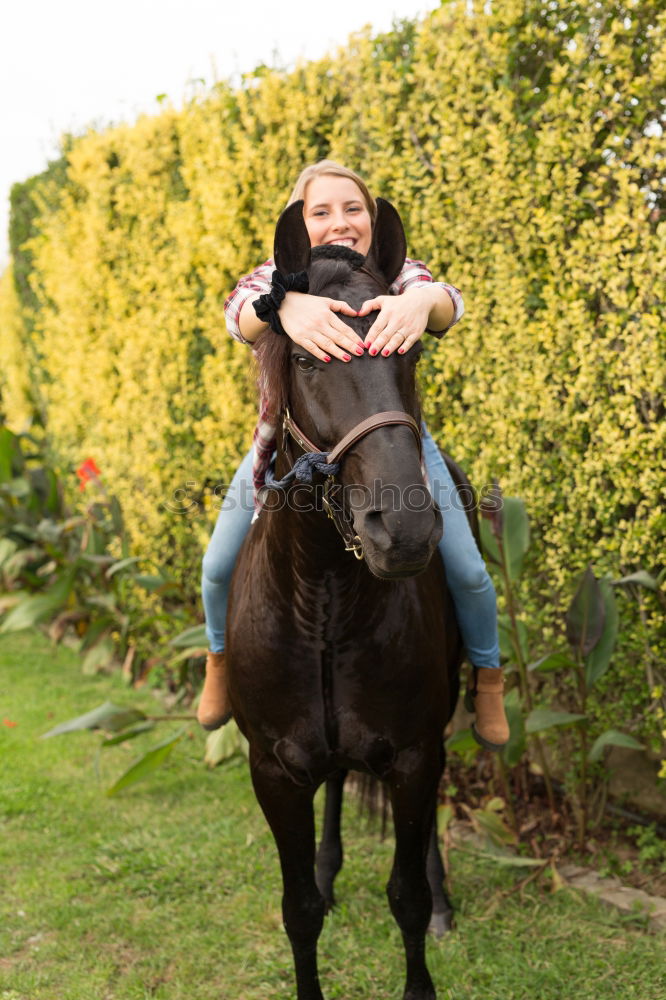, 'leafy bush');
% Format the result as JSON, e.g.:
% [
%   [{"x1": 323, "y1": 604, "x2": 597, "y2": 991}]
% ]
[
  {"x1": 0, "y1": 426, "x2": 198, "y2": 684},
  {"x1": 446, "y1": 485, "x2": 665, "y2": 845}
]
